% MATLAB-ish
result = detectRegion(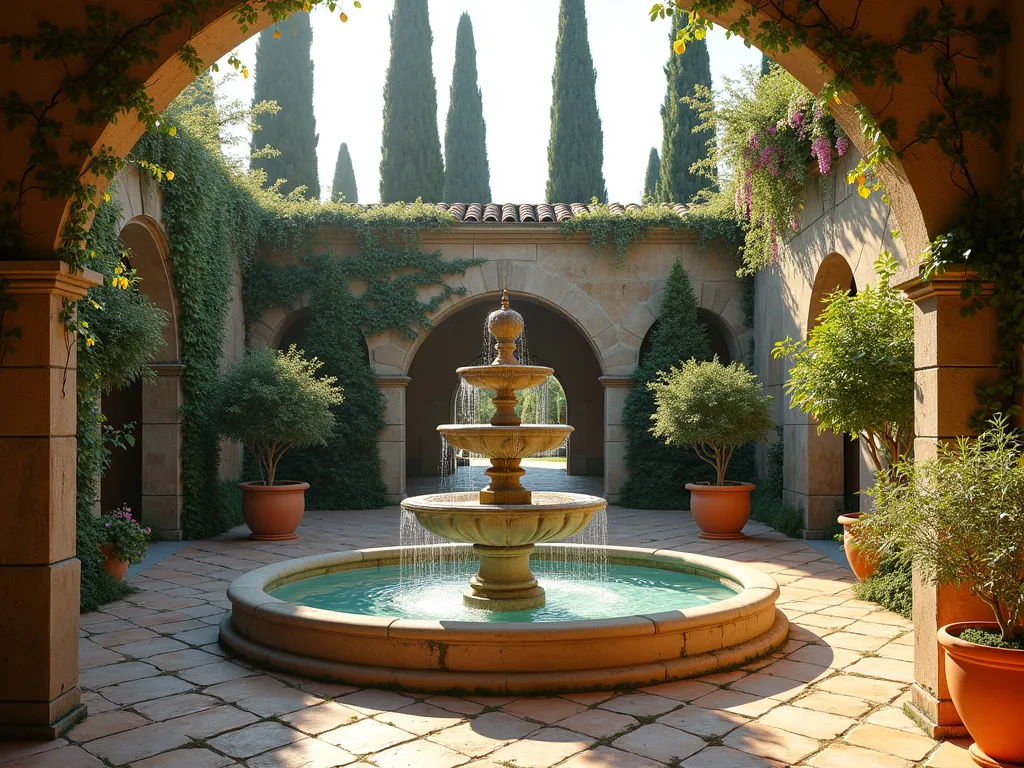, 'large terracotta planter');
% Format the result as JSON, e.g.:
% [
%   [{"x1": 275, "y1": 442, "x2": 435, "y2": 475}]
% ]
[
  {"x1": 938, "y1": 622, "x2": 1024, "y2": 767},
  {"x1": 685, "y1": 482, "x2": 755, "y2": 540},
  {"x1": 238, "y1": 481, "x2": 309, "y2": 541},
  {"x1": 99, "y1": 543, "x2": 129, "y2": 582},
  {"x1": 838, "y1": 512, "x2": 879, "y2": 581}
]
